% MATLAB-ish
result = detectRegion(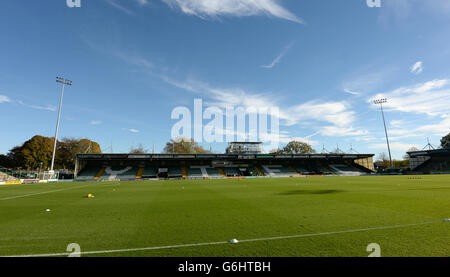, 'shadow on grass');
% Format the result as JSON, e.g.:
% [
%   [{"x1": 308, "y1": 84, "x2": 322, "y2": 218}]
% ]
[{"x1": 278, "y1": 189, "x2": 345, "y2": 195}]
